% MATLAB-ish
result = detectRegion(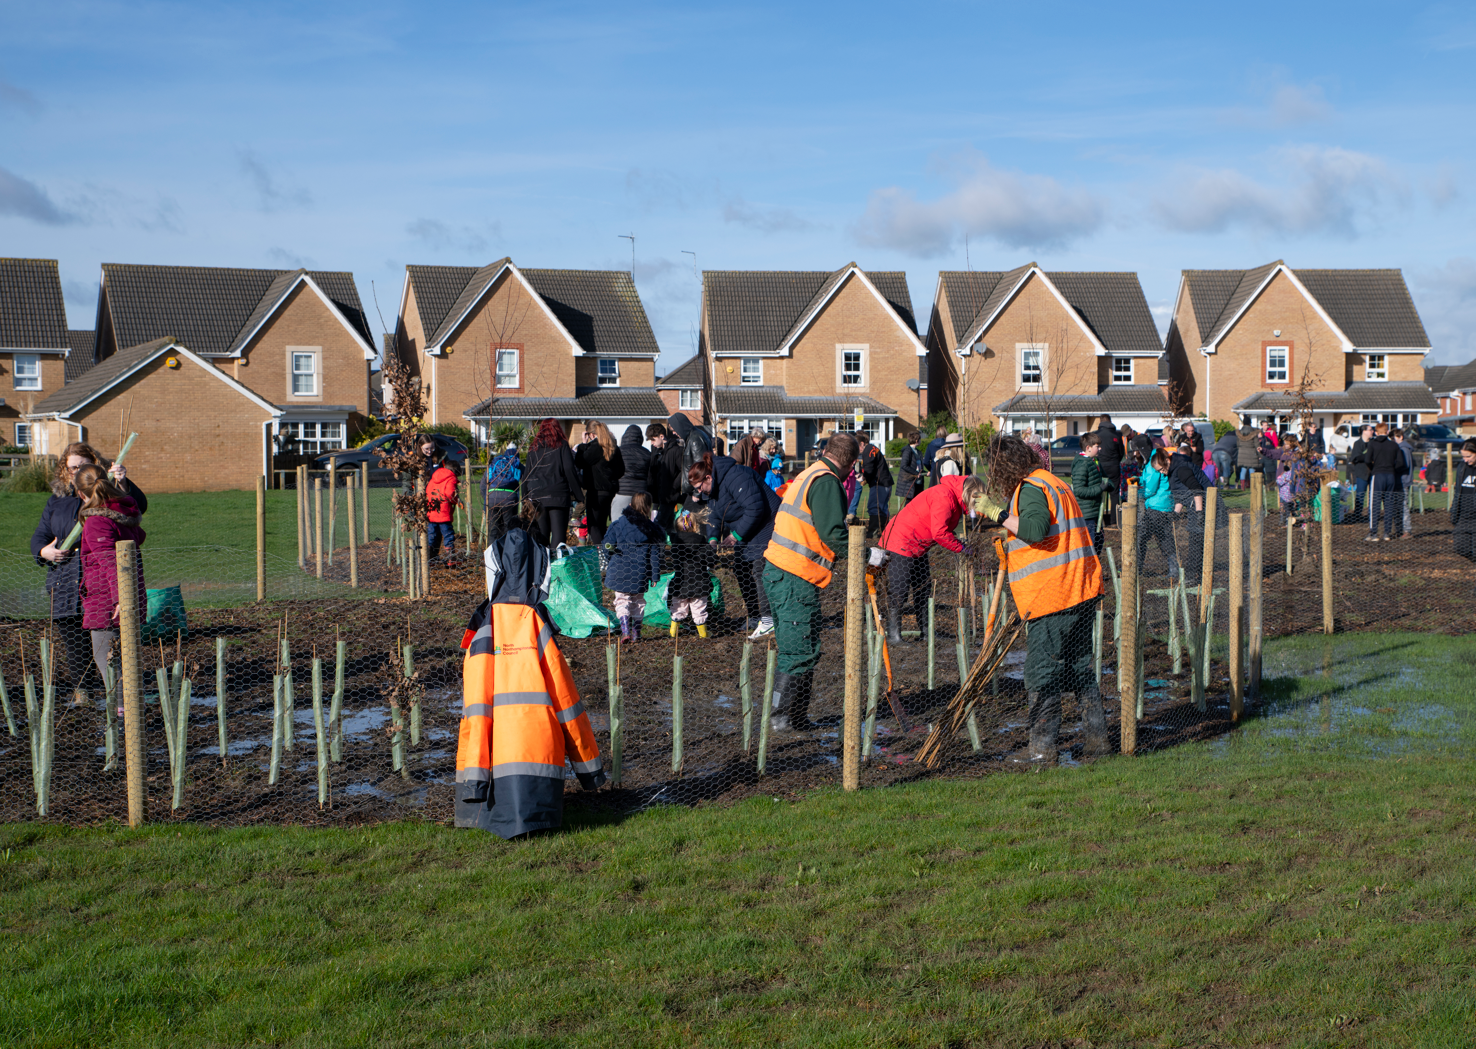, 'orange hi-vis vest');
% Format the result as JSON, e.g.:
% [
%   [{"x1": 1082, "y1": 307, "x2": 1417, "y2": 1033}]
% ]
[
  {"x1": 1003, "y1": 469, "x2": 1103, "y2": 621},
  {"x1": 763, "y1": 459, "x2": 840, "y2": 588},
  {"x1": 455, "y1": 600, "x2": 605, "y2": 838}
]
